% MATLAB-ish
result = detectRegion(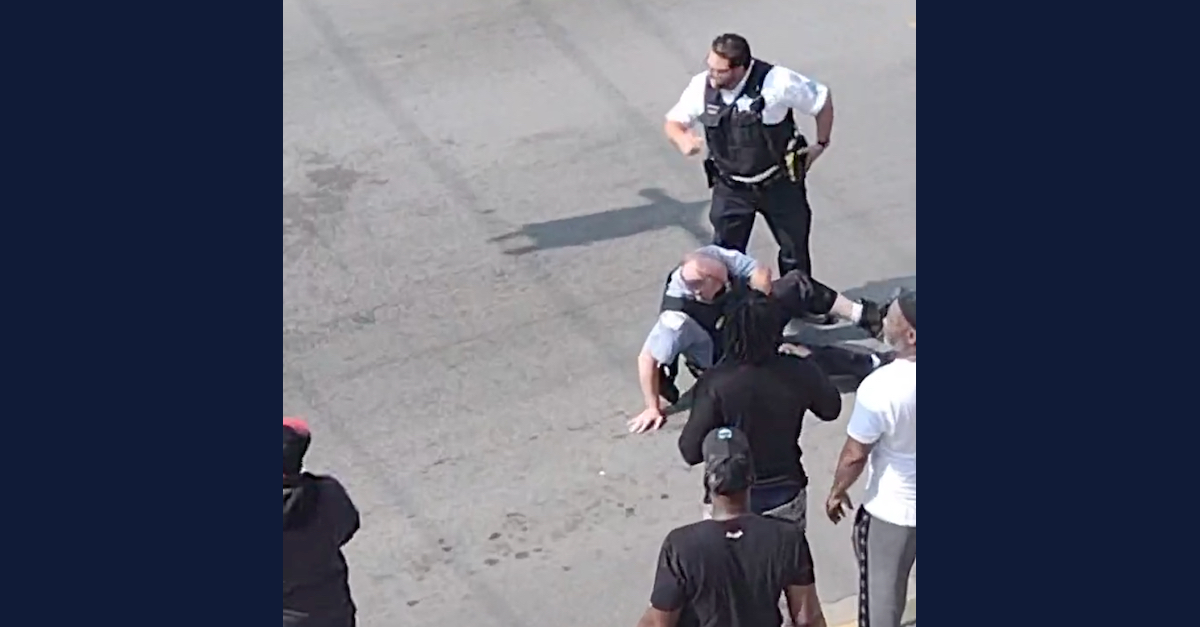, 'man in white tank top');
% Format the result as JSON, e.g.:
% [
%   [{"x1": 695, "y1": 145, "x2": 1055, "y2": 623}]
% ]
[{"x1": 825, "y1": 291, "x2": 916, "y2": 627}]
